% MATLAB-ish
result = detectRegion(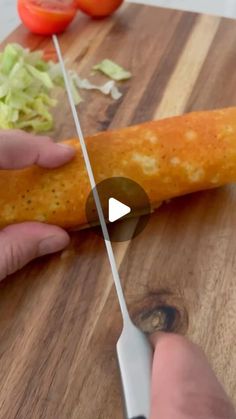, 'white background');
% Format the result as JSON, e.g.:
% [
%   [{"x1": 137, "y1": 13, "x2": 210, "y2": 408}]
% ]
[{"x1": 1, "y1": 0, "x2": 236, "y2": 41}]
